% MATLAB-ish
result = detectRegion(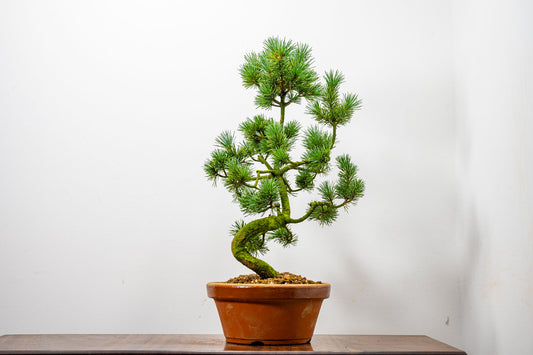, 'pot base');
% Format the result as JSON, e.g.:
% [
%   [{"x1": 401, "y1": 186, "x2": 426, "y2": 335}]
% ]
[{"x1": 225, "y1": 337, "x2": 311, "y2": 345}]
